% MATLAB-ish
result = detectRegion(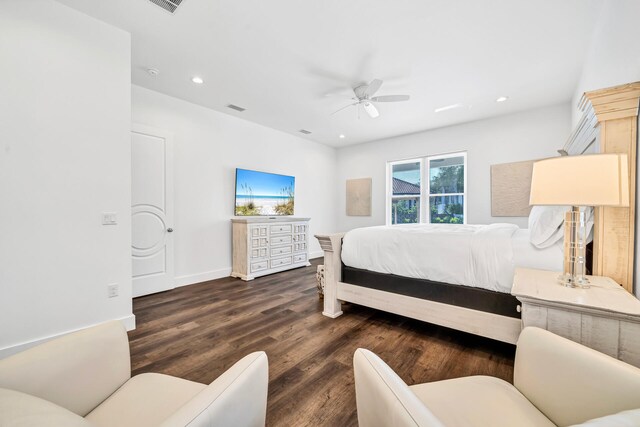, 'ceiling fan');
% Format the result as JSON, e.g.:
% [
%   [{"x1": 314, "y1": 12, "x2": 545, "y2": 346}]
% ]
[{"x1": 331, "y1": 79, "x2": 410, "y2": 118}]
